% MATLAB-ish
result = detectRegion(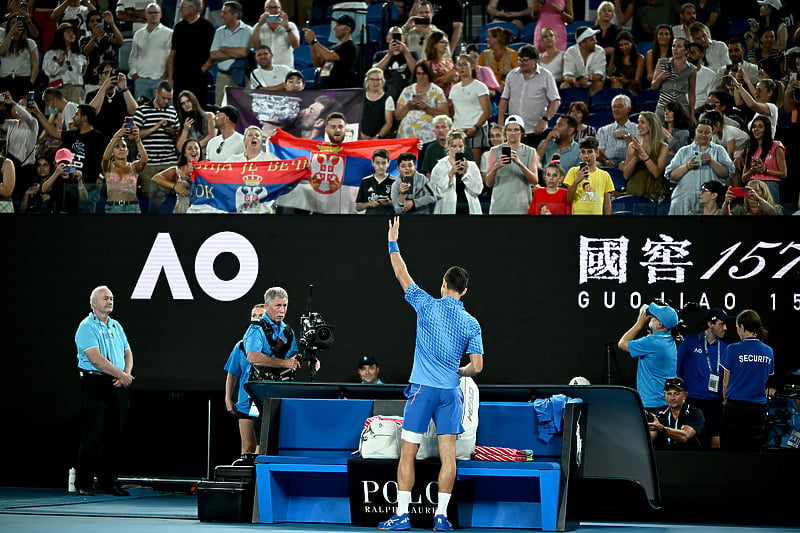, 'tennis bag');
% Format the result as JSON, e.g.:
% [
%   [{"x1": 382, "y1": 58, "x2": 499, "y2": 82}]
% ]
[{"x1": 358, "y1": 416, "x2": 403, "y2": 459}]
